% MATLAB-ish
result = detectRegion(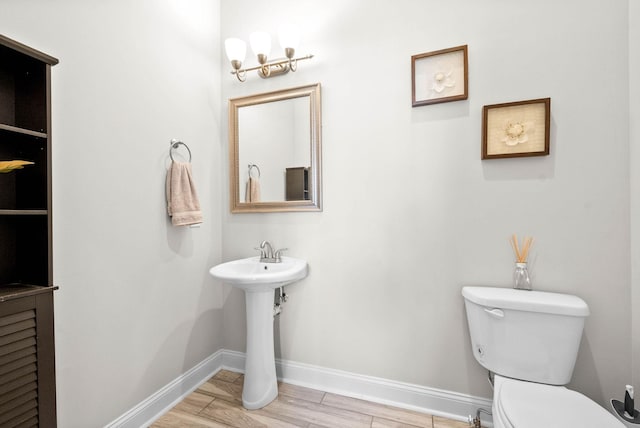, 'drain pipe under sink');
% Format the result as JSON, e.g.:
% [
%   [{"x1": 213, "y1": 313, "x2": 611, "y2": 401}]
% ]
[{"x1": 274, "y1": 286, "x2": 288, "y2": 316}]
